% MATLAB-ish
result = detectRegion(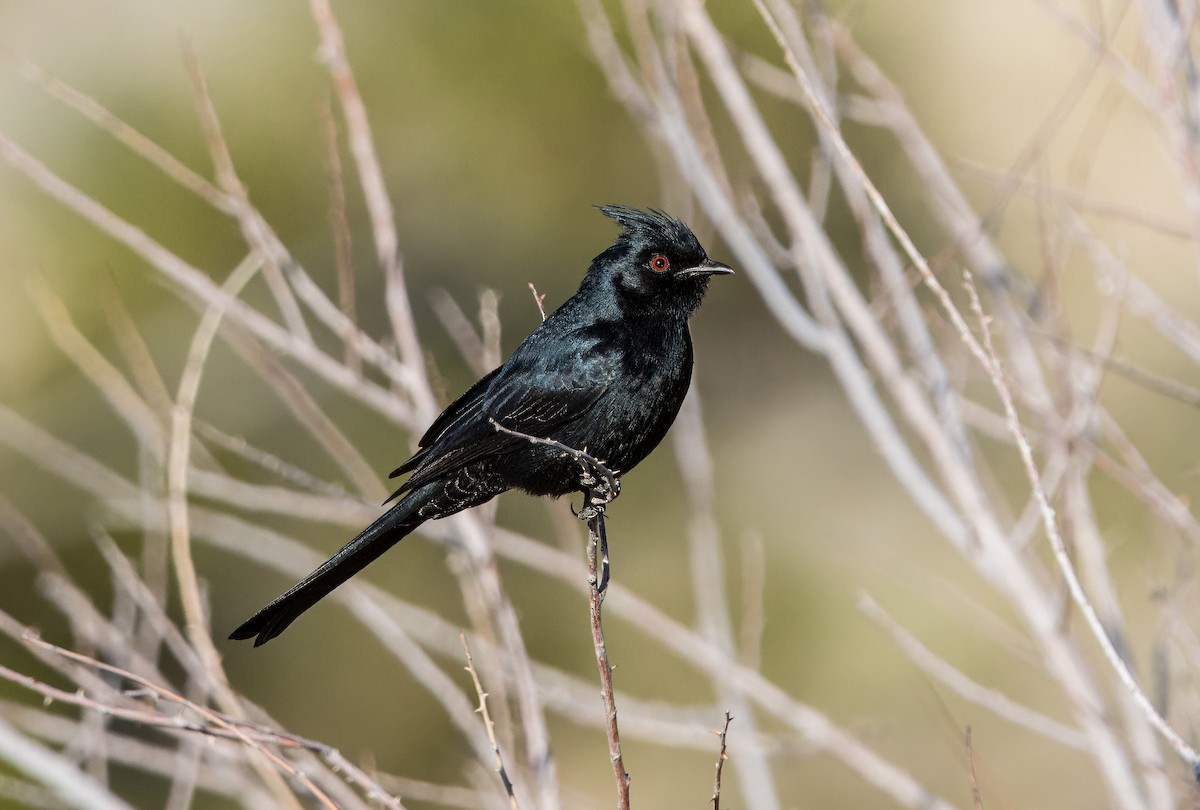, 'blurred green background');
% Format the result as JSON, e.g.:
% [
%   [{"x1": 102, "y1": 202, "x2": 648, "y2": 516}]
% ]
[{"x1": 2, "y1": 1, "x2": 1199, "y2": 808}]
